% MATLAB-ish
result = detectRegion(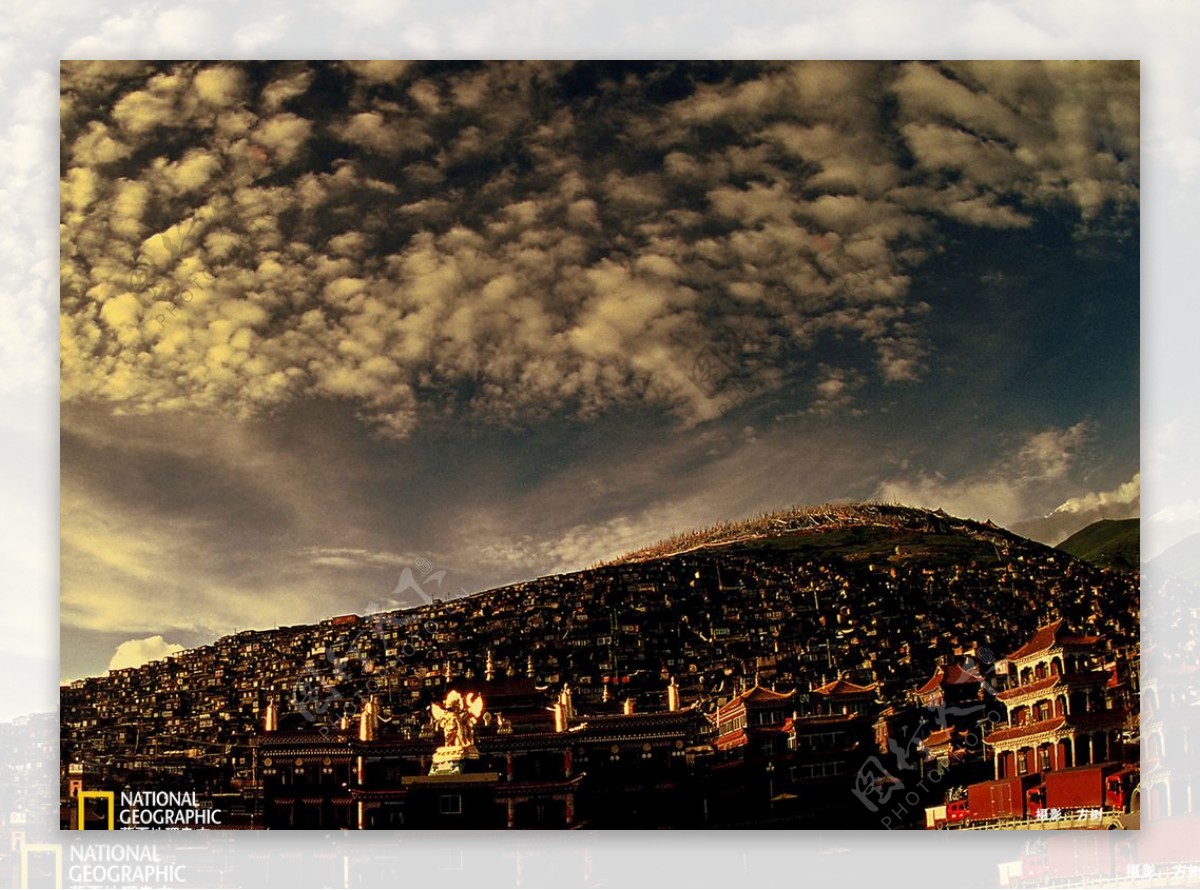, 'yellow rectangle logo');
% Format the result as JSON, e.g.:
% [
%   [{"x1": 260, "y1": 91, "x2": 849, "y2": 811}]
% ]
[{"x1": 76, "y1": 790, "x2": 115, "y2": 830}]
